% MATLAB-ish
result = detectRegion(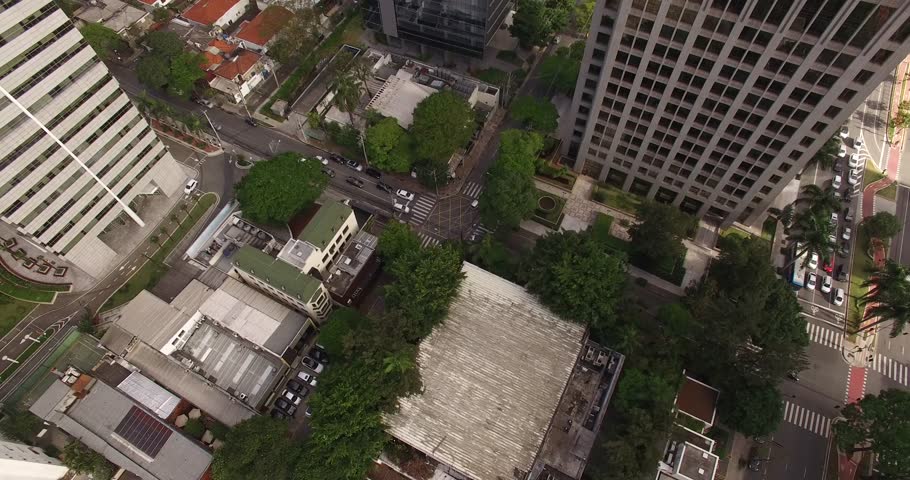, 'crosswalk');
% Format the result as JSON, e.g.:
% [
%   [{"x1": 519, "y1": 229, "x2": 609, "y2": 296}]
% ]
[
  {"x1": 783, "y1": 401, "x2": 832, "y2": 438},
  {"x1": 806, "y1": 322, "x2": 843, "y2": 350},
  {"x1": 462, "y1": 181, "x2": 484, "y2": 199},
  {"x1": 870, "y1": 354, "x2": 910, "y2": 386},
  {"x1": 409, "y1": 194, "x2": 436, "y2": 226},
  {"x1": 418, "y1": 232, "x2": 441, "y2": 248},
  {"x1": 468, "y1": 224, "x2": 493, "y2": 242}
]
